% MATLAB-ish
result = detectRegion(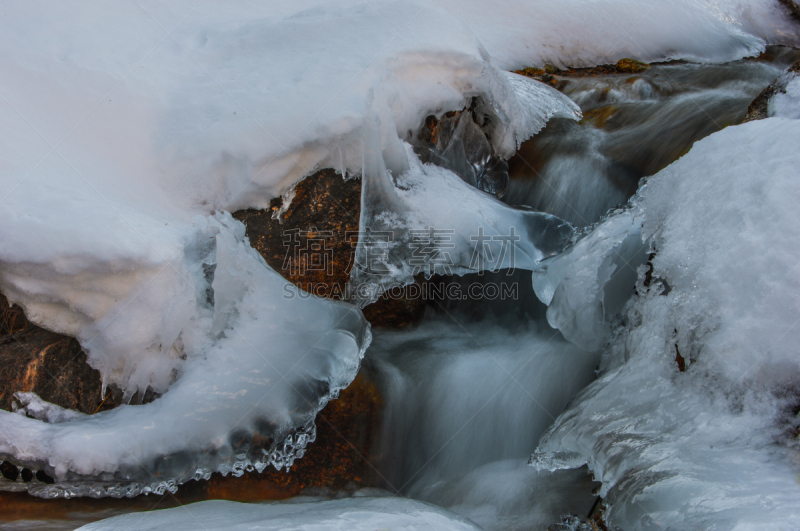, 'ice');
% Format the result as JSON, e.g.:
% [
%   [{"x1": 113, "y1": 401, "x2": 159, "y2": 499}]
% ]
[
  {"x1": 12, "y1": 393, "x2": 86, "y2": 424},
  {"x1": 532, "y1": 209, "x2": 648, "y2": 351},
  {"x1": 0, "y1": 1, "x2": 581, "y2": 398},
  {"x1": 770, "y1": 75, "x2": 800, "y2": 119},
  {"x1": 348, "y1": 121, "x2": 577, "y2": 306},
  {"x1": 0, "y1": 213, "x2": 370, "y2": 497},
  {"x1": 531, "y1": 116, "x2": 800, "y2": 529},
  {"x1": 75, "y1": 497, "x2": 482, "y2": 531}
]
